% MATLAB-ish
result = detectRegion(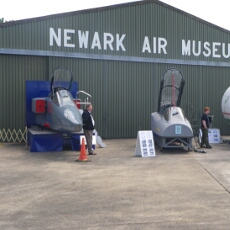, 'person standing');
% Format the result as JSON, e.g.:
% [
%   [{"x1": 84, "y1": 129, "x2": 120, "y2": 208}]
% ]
[
  {"x1": 82, "y1": 104, "x2": 96, "y2": 155},
  {"x1": 200, "y1": 106, "x2": 212, "y2": 149}
]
